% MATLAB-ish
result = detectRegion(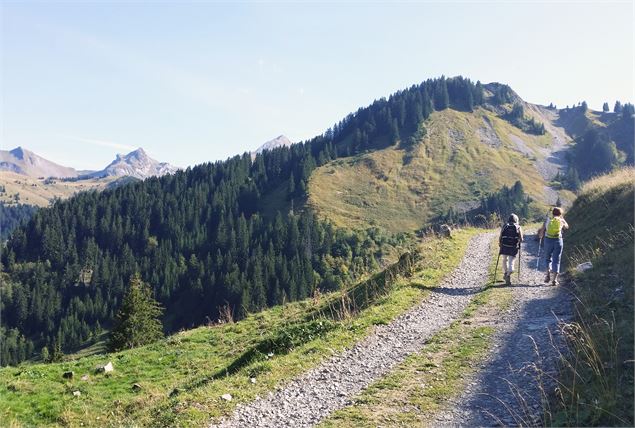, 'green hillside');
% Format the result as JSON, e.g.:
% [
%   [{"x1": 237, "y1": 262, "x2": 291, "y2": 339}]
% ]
[
  {"x1": 309, "y1": 106, "x2": 566, "y2": 233},
  {"x1": 0, "y1": 229, "x2": 479, "y2": 427},
  {"x1": 549, "y1": 168, "x2": 634, "y2": 426}
]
